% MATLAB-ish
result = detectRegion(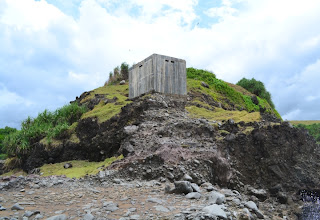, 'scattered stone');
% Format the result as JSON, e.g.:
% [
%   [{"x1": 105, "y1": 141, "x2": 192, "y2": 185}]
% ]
[
  {"x1": 24, "y1": 210, "x2": 40, "y2": 217},
  {"x1": 155, "y1": 205, "x2": 170, "y2": 212},
  {"x1": 147, "y1": 198, "x2": 163, "y2": 204},
  {"x1": 103, "y1": 201, "x2": 119, "y2": 212},
  {"x1": 251, "y1": 96, "x2": 259, "y2": 105},
  {"x1": 244, "y1": 201, "x2": 258, "y2": 211},
  {"x1": 186, "y1": 192, "x2": 201, "y2": 199},
  {"x1": 244, "y1": 201, "x2": 264, "y2": 219},
  {"x1": 191, "y1": 183, "x2": 201, "y2": 193},
  {"x1": 201, "y1": 81, "x2": 209, "y2": 88},
  {"x1": 173, "y1": 181, "x2": 193, "y2": 194},
  {"x1": 63, "y1": 163, "x2": 72, "y2": 169},
  {"x1": 129, "y1": 215, "x2": 140, "y2": 220},
  {"x1": 202, "y1": 204, "x2": 227, "y2": 219},
  {"x1": 182, "y1": 174, "x2": 193, "y2": 181},
  {"x1": 34, "y1": 214, "x2": 43, "y2": 219},
  {"x1": 46, "y1": 214, "x2": 67, "y2": 220},
  {"x1": 0, "y1": 204, "x2": 6, "y2": 211},
  {"x1": 237, "y1": 208, "x2": 252, "y2": 220},
  {"x1": 167, "y1": 172, "x2": 174, "y2": 180},
  {"x1": 250, "y1": 188, "x2": 267, "y2": 201},
  {"x1": 277, "y1": 192, "x2": 288, "y2": 204},
  {"x1": 124, "y1": 126, "x2": 139, "y2": 135},
  {"x1": 201, "y1": 182, "x2": 216, "y2": 192},
  {"x1": 11, "y1": 203, "x2": 24, "y2": 211},
  {"x1": 207, "y1": 191, "x2": 226, "y2": 205},
  {"x1": 83, "y1": 213, "x2": 94, "y2": 220},
  {"x1": 113, "y1": 179, "x2": 122, "y2": 184}
]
